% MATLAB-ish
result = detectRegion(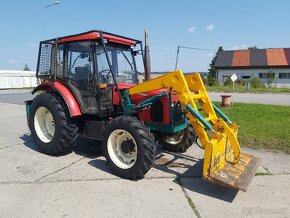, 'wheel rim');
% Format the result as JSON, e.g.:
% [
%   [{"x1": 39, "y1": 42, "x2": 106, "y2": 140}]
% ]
[
  {"x1": 107, "y1": 129, "x2": 137, "y2": 169},
  {"x1": 34, "y1": 106, "x2": 55, "y2": 143},
  {"x1": 162, "y1": 129, "x2": 185, "y2": 145}
]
